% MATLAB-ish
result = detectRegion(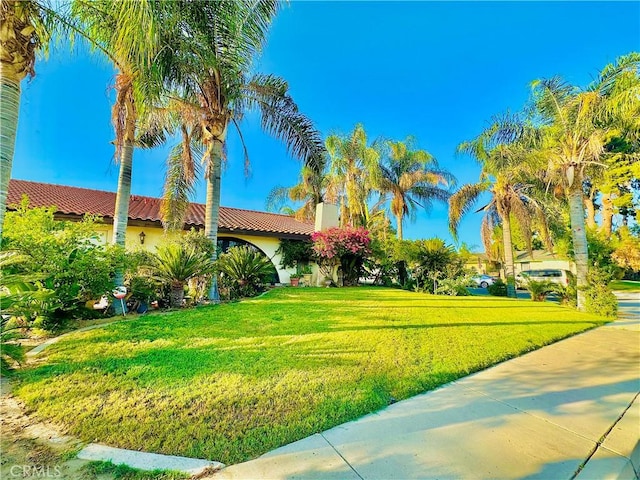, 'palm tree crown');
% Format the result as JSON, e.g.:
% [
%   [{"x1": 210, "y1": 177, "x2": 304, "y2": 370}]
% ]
[{"x1": 378, "y1": 138, "x2": 454, "y2": 240}]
